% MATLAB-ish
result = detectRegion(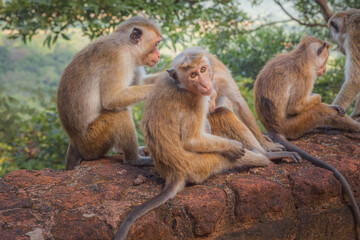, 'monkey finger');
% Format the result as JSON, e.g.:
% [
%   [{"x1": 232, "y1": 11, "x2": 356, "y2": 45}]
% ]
[
  {"x1": 265, "y1": 151, "x2": 302, "y2": 163},
  {"x1": 263, "y1": 134, "x2": 273, "y2": 142},
  {"x1": 289, "y1": 152, "x2": 303, "y2": 163},
  {"x1": 330, "y1": 105, "x2": 345, "y2": 117}
]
